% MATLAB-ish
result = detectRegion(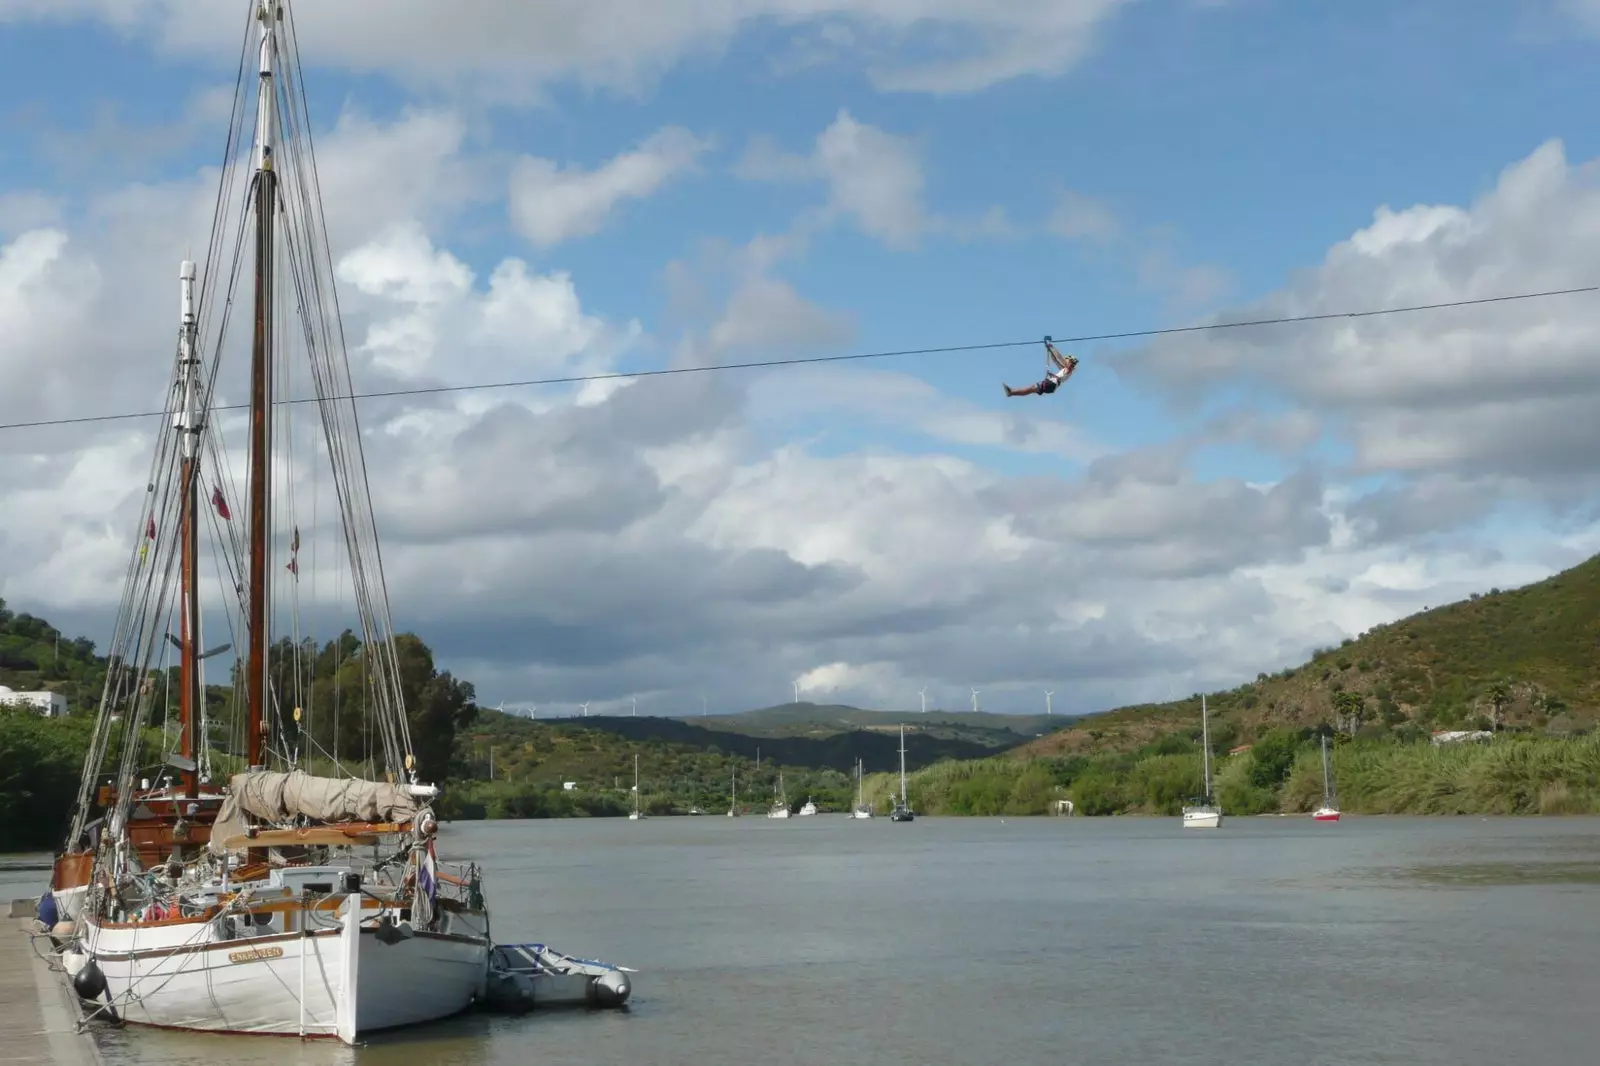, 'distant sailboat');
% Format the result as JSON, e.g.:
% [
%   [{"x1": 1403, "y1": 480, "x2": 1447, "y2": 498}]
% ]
[
  {"x1": 890, "y1": 725, "x2": 914, "y2": 822},
  {"x1": 797, "y1": 798, "x2": 818, "y2": 816},
  {"x1": 1182, "y1": 695, "x2": 1223, "y2": 829},
  {"x1": 1312, "y1": 734, "x2": 1341, "y2": 821},
  {"x1": 768, "y1": 772, "x2": 792, "y2": 819},
  {"x1": 851, "y1": 759, "x2": 873, "y2": 819},
  {"x1": 628, "y1": 754, "x2": 647, "y2": 820}
]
